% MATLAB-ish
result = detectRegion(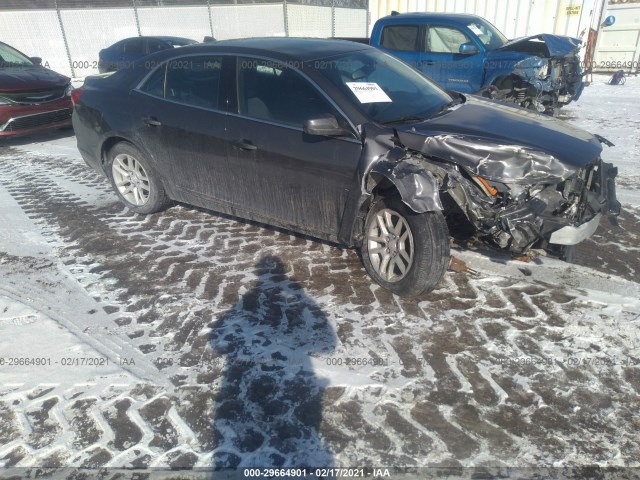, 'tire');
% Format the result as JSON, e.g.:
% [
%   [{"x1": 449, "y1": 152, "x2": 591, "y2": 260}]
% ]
[
  {"x1": 360, "y1": 197, "x2": 450, "y2": 297},
  {"x1": 549, "y1": 244, "x2": 576, "y2": 263},
  {"x1": 106, "y1": 142, "x2": 171, "y2": 214}
]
